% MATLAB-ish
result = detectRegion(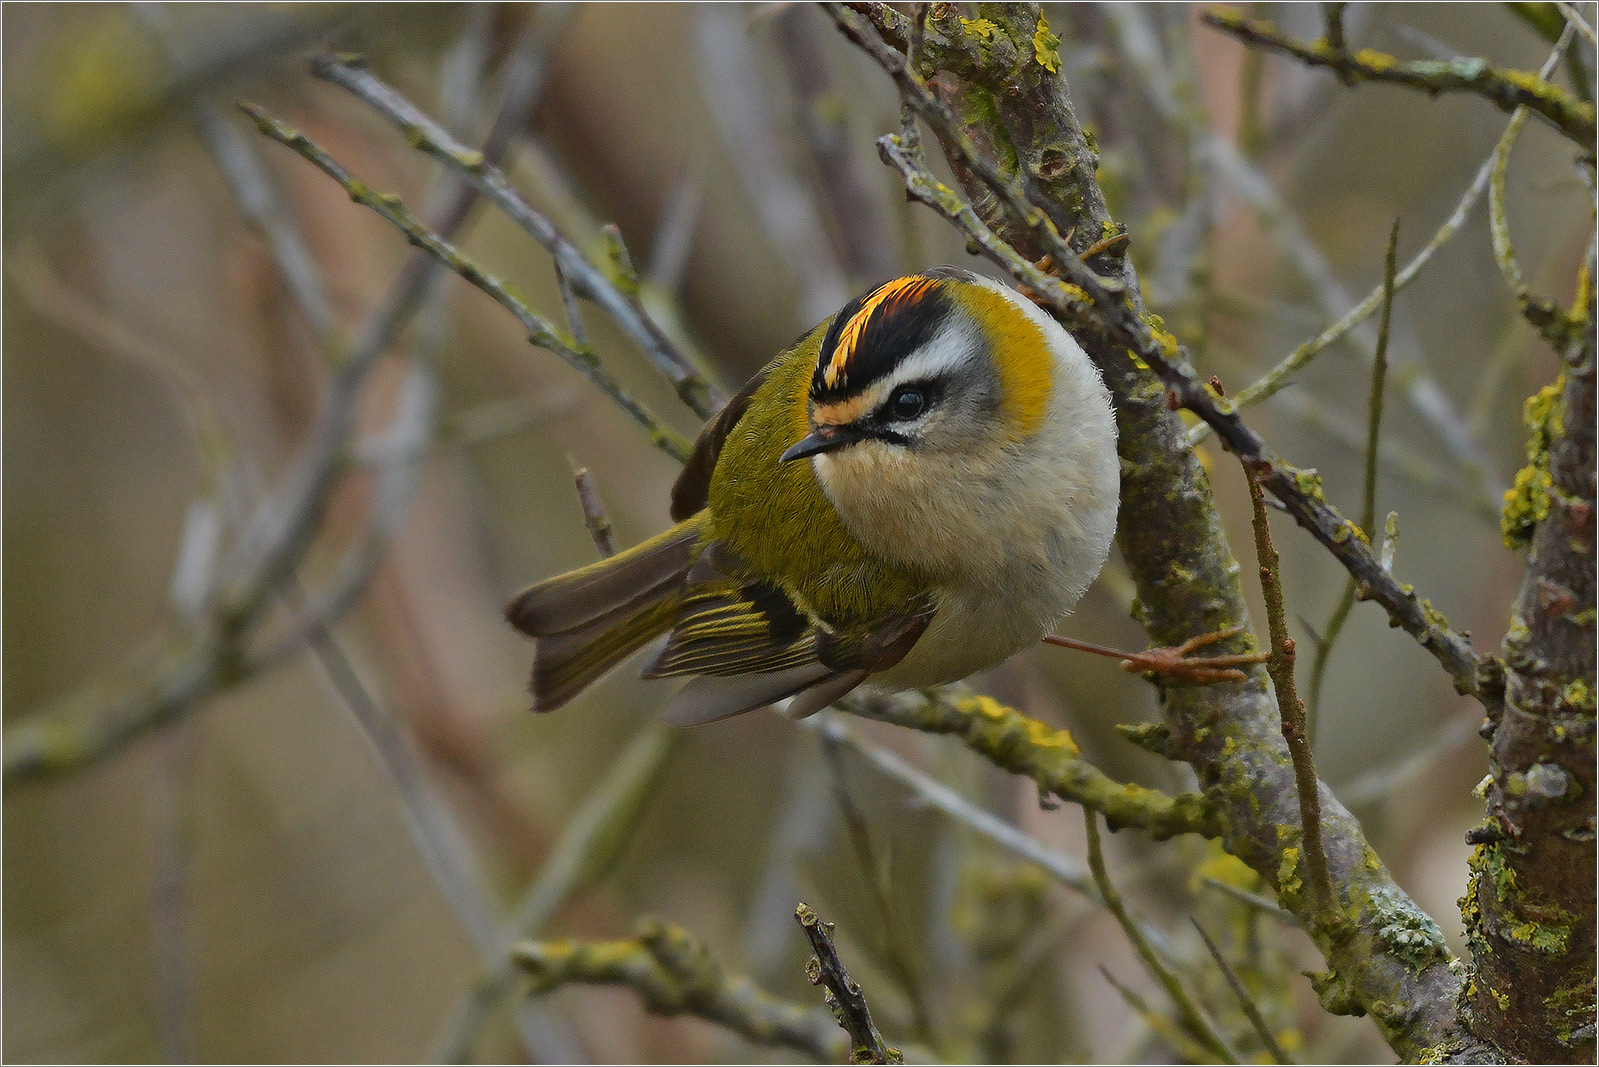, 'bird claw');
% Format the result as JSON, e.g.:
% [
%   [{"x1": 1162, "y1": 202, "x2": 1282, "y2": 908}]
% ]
[{"x1": 1115, "y1": 626, "x2": 1268, "y2": 685}]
